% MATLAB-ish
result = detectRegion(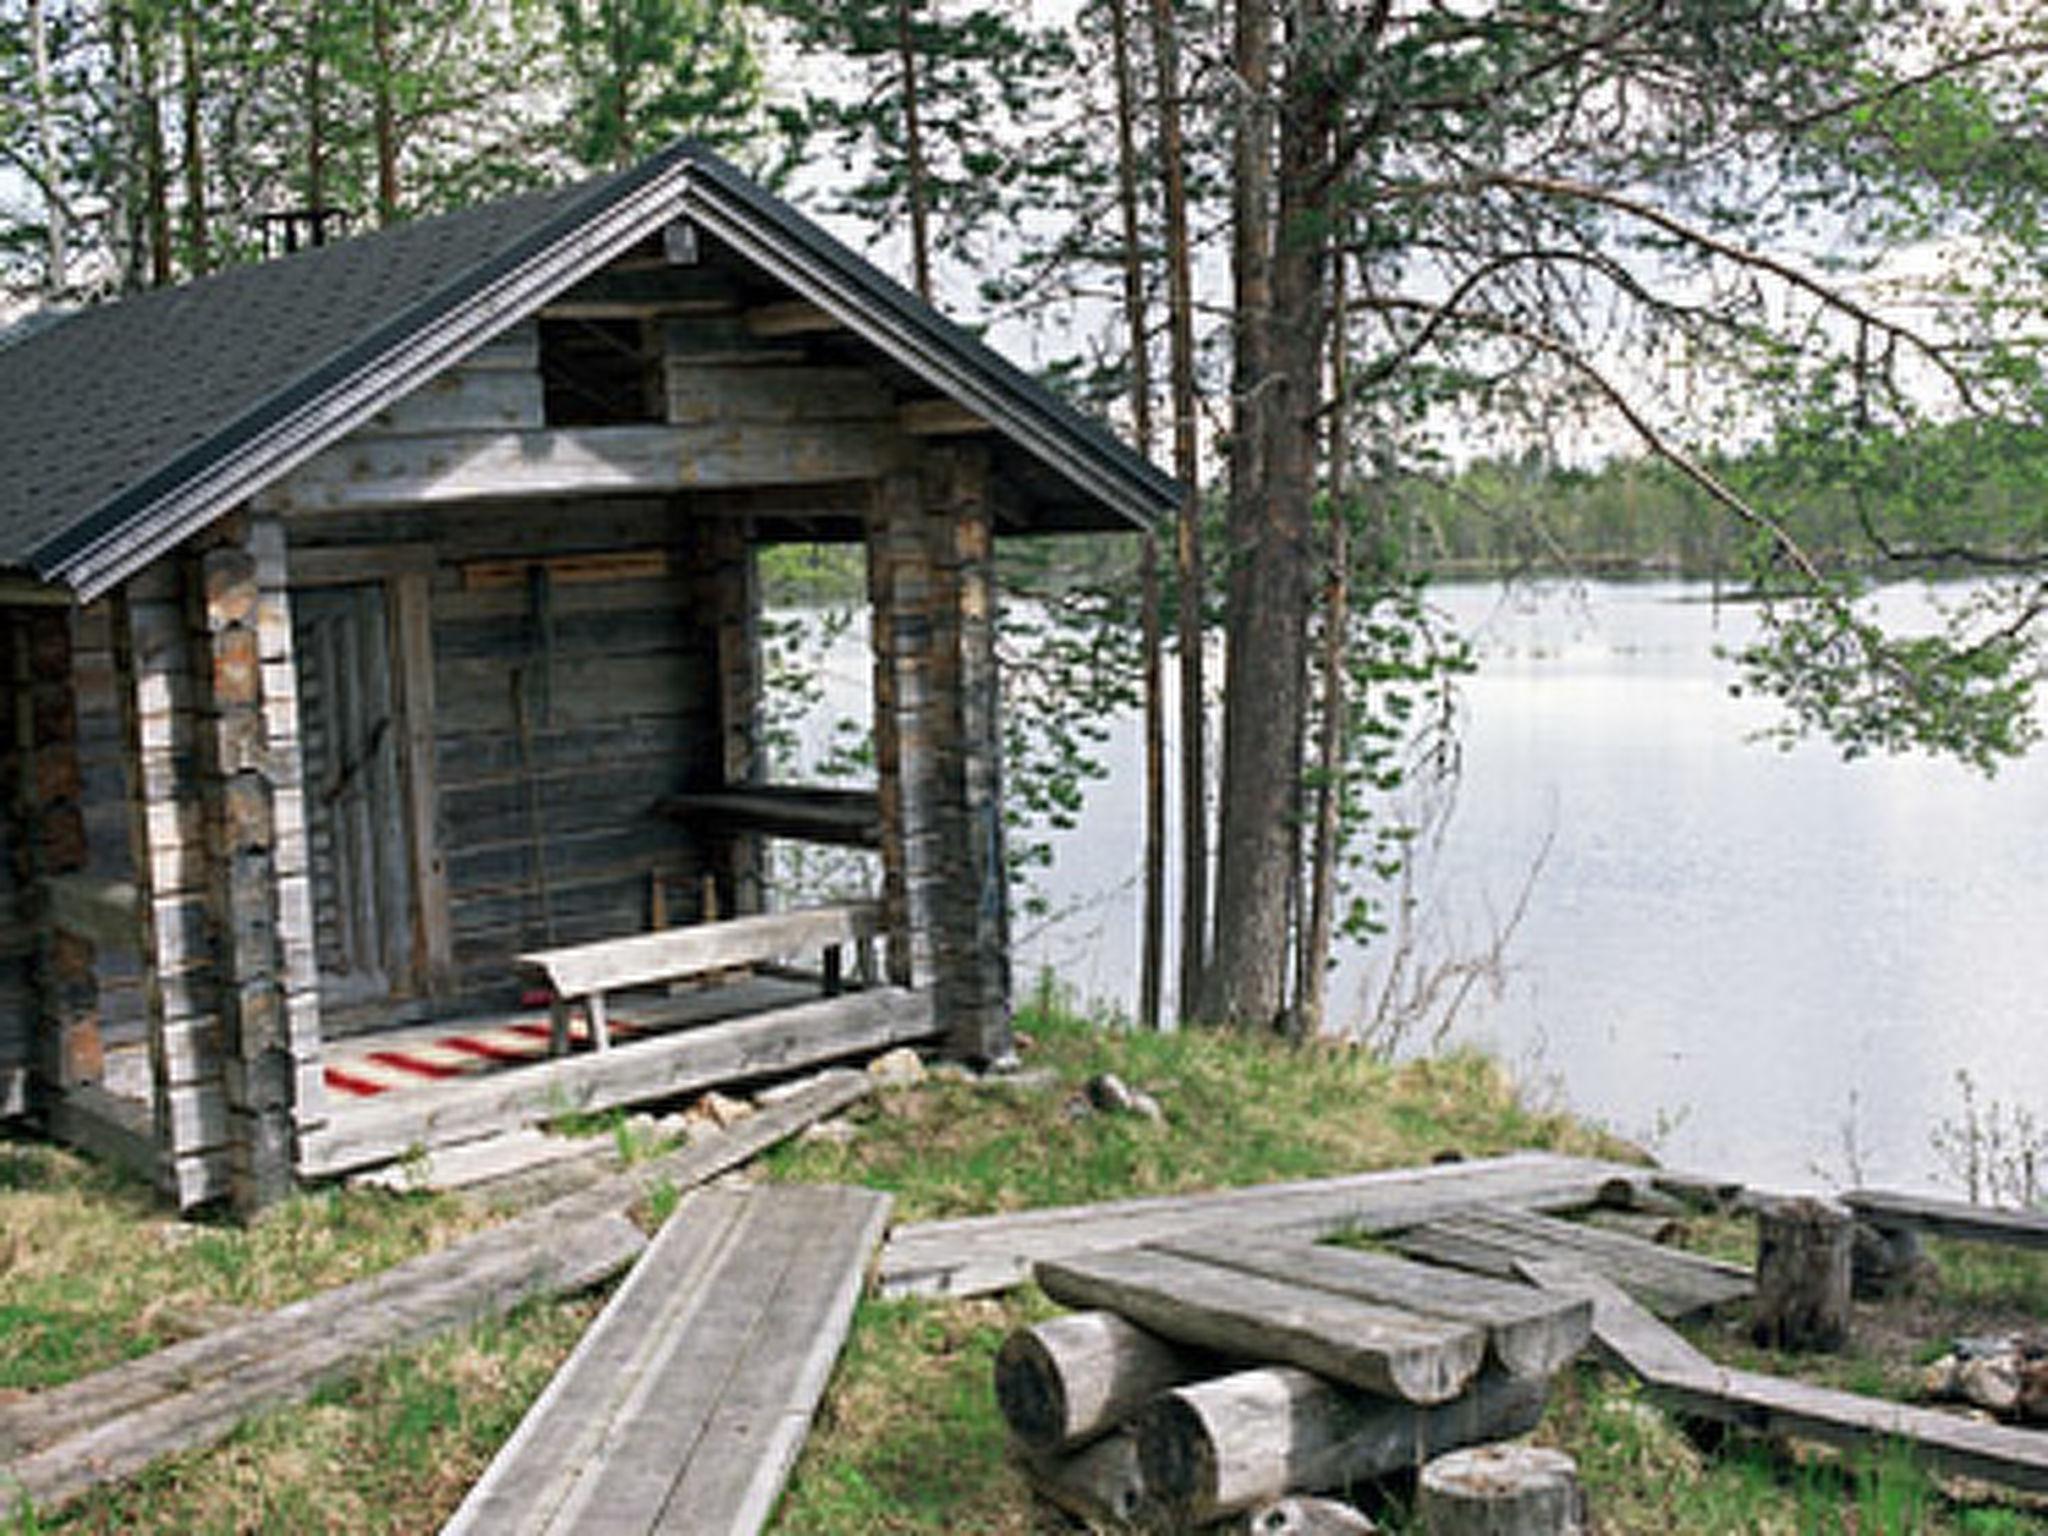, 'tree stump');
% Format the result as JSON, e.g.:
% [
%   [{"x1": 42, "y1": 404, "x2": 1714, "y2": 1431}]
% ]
[
  {"x1": 1751, "y1": 1196, "x2": 1853, "y2": 1351},
  {"x1": 1418, "y1": 1443, "x2": 1585, "y2": 1535}
]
